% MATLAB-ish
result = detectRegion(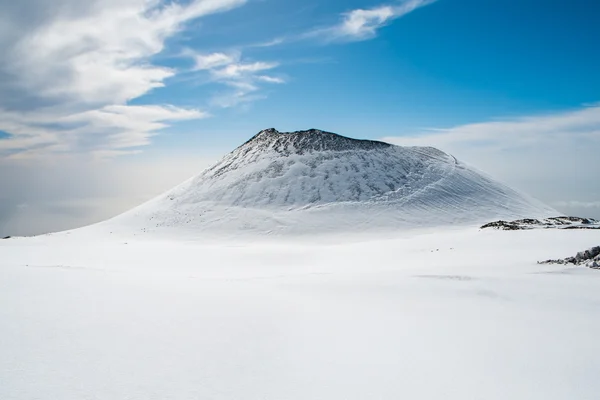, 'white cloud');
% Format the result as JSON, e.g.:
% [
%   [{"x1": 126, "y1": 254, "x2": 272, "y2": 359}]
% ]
[
  {"x1": 339, "y1": 6, "x2": 396, "y2": 38},
  {"x1": 213, "y1": 61, "x2": 279, "y2": 79},
  {"x1": 7, "y1": 0, "x2": 245, "y2": 105},
  {"x1": 257, "y1": 75, "x2": 286, "y2": 84},
  {"x1": 194, "y1": 52, "x2": 240, "y2": 70},
  {"x1": 382, "y1": 105, "x2": 600, "y2": 218},
  {"x1": 250, "y1": 37, "x2": 287, "y2": 48},
  {"x1": 188, "y1": 51, "x2": 284, "y2": 108},
  {"x1": 383, "y1": 105, "x2": 600, "y2": 149},
  {"x1": 310, "y1": 0, "x2": 436, "y2": 42},
  {"x1": 0, "y1": 0, "x2": 246, "y2": 157},
  {"x1": 0, "y1": 105, "x2": 207, "y2": 159}
]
